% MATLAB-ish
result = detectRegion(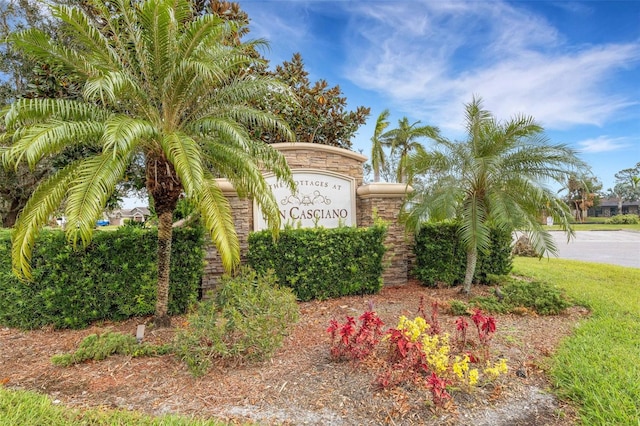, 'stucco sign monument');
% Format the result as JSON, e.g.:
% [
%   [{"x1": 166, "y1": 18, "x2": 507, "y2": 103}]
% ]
[{"x1": 253, "y1": 170, "x2": 356, "y2": 230}]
